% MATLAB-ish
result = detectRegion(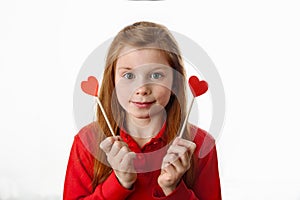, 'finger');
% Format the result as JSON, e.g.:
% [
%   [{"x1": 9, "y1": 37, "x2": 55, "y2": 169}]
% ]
[
  {"x1": 114, "y1": 146, "x2": 130, "y2": 164},
  {"x1": 161, "y1": 162, "x2": 177, "y2": 182},
  {"x1": 109, "y1": 140, "x2": 127, "y2": 157},
  {"x1": 168, "y1": 145, "x2": 191, "y2": 168},
  {"x1": 168, "y1": 143, "x2": 192, "y2": 166},
  {"x1": 120, "y1": 152, "x2": 136, "y2": 173},
  {"x1": 99, "y1": 137, "x2": 115, "y2": 153},
  {"x1": 178, "y1": 151, "x2": 190, "y2": 168},
  {"x1": 163, "y1": 151, "x2": 190, "y2": 173},
  {"x1": 162, "y1": 153, "x2": 179, "y2": 168},
  {"x1": 173, "y1": 137, "x2": 196, "y2": 155},
  {"x1": 172, "y1": 160, "x2": 186, "y2": 175},
  {"x1": 167, "y1": 144, "x2": 187, "y2": 156}
]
